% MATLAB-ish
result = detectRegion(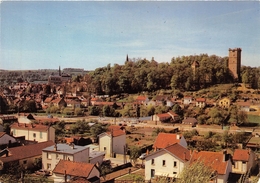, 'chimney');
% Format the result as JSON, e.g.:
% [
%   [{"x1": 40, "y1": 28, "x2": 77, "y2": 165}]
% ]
[
  {"x1": 176, "y1": 134, "x2": 180, "y2": 139},
  {"x1": 54, "y1": 144, "x2": 57, "y2": 151},
  {"x1": 71, "y1": 143, "x2": 74, "y2": 149},
  {"x1": 223, "y1": 149, "x2": 227, "y2": 162},
  {"x1": 6, "y1": 149, "x2": 9, "y2": 157}
]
